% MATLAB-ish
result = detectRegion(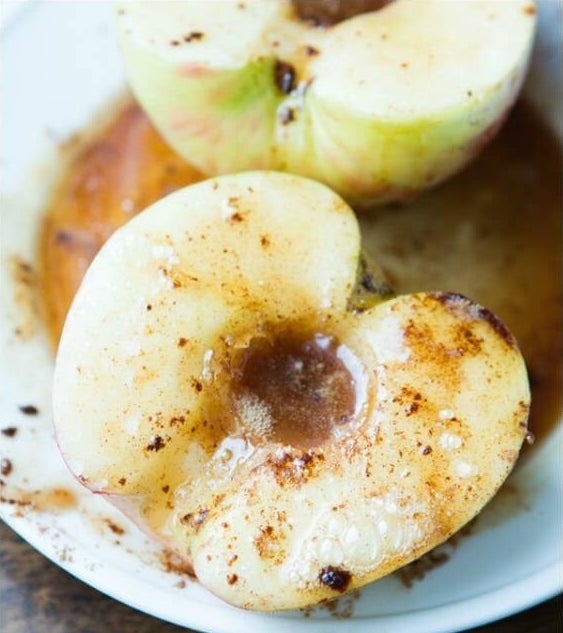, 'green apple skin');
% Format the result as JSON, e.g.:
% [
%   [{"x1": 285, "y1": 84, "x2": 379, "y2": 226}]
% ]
[
  {"x1": 54, "y1": 172, "x2": 529, "y2": 610},
  {"x1": 116, "y1": 0, "x2": 536, "y2": 206}
]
